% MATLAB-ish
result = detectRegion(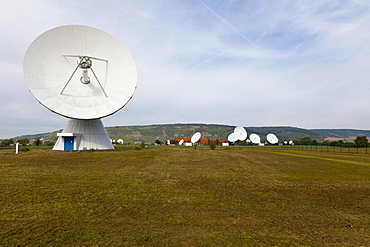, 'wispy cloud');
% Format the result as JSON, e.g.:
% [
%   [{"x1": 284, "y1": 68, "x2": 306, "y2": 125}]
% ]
[{"x1": 198, "y1": 0, "x2": 258, "y2": 48}]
